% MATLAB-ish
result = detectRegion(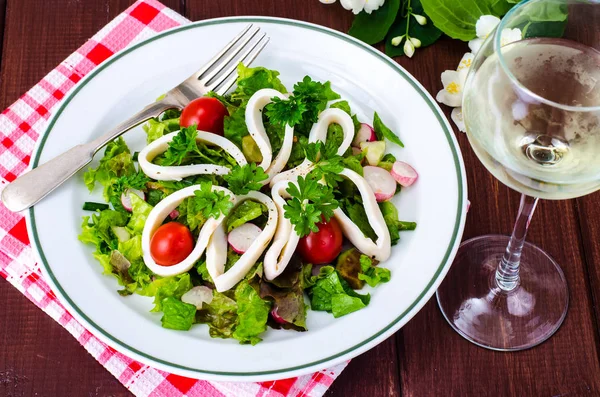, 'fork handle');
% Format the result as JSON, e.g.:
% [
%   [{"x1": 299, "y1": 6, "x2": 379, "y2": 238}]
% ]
[{"x1": 1, "y1": 100, "x2": 177, "y2": 212}]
